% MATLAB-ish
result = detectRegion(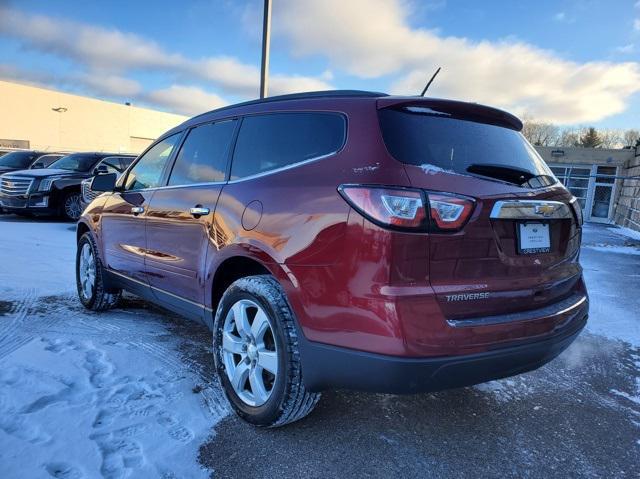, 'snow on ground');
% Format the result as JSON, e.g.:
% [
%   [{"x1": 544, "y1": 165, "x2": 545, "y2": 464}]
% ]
[
  {"x1": 0, "y1": 217, "x2": 226, "y2": 478},
  {"x1": 0, "y1": 218, "x2": 76, "y2": 296},
  {"x1": 582, "y1": 224, "x2": 640, "y2": 347}
]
